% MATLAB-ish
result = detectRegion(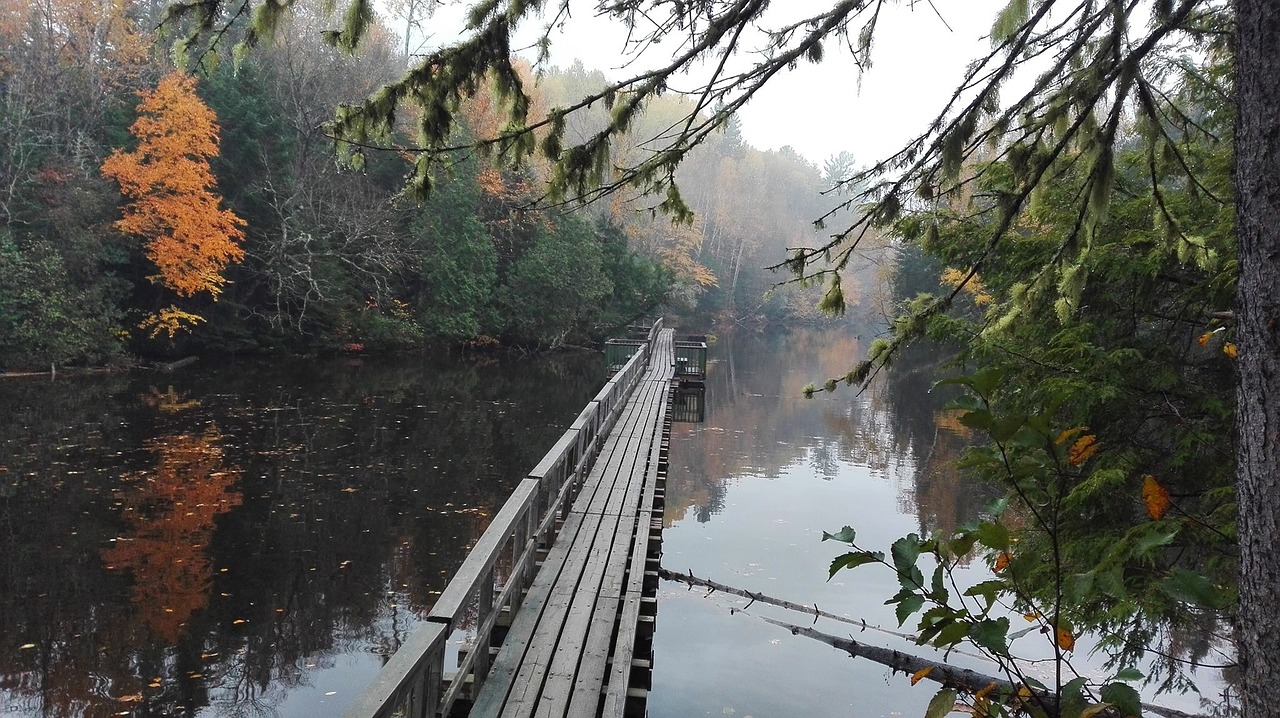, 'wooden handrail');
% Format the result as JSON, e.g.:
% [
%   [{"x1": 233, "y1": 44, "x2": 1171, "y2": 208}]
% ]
[{"x1": 341, "y1": 325, "x2": 658, "y2": 718}]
